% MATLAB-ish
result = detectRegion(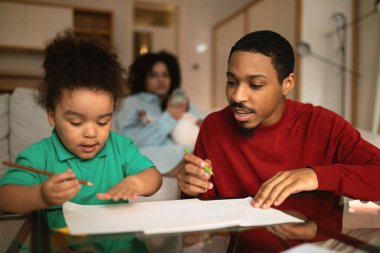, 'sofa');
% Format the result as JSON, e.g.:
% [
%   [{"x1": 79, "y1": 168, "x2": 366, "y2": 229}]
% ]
[{"x1": 0, "y1": 87, "x2": 178, "y2": 201}]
